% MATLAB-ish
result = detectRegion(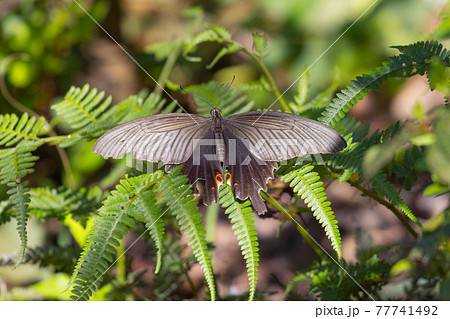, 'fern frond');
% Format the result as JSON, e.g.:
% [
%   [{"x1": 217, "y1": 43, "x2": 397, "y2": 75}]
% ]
[
  {"x1": 184, "y1": 81, "x2": 255, "y2": 117},
  {"x1": 372, "y1": 173, "x2": 421, "y2": 227},
  {"x1": 0, "y1": 113, "x2": 47, "y2": 146},
  {"x1": 281, "y1": 164, "x2": 342, "y2": 259},
  {"x1": 325, "y1": 122, "x2": 400, "y2": 179},
  {"x1": 238, "y1": 76, "x2": 271, "y2": 92},
  {"x1": 28, "y1": 186, "x2": 103, "y2": 220},
  {"x1": 70, "y1": 193, "x2": 135, "y2": 300},
  {"x1": 70, "y1": 172, "x2": 164, "y2": 300},
  {"x1": 119, "y1": 92, "x2": 178, "y2": 122},
  {"x1": 7, "y1": 182, "x2": 30, "y2": 267},
  {"x1": 320, "y1": 40, "x2": 450, "y2": 127},
  {"x1": 0, "y1": 244, "x2": 80, "y2": 273},
  {"x1": 155, "y1": 165, "x2": 216, "y2": 300},
  {"x1": 183, "y1": 24, "x2": 233, "y2": 62},
  {"x1": 218, "y1": 184, "x2": 259, "y2": 301},
  {"x1": 51, "y1": 84, "x2": 112, "y2": 130},
  {"x1": 129, "y1": 190, "x2": 165, "y2": 274},
  {"x1": 0, "y1": 140, "x2": 42, "y2": 266}
]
